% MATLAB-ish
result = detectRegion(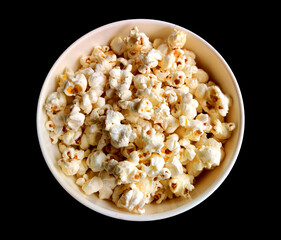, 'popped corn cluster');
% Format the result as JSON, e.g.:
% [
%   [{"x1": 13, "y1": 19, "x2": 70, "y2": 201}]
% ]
[{"x1": 44, "y1": 27, "x2": 236, "y2": 214}]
